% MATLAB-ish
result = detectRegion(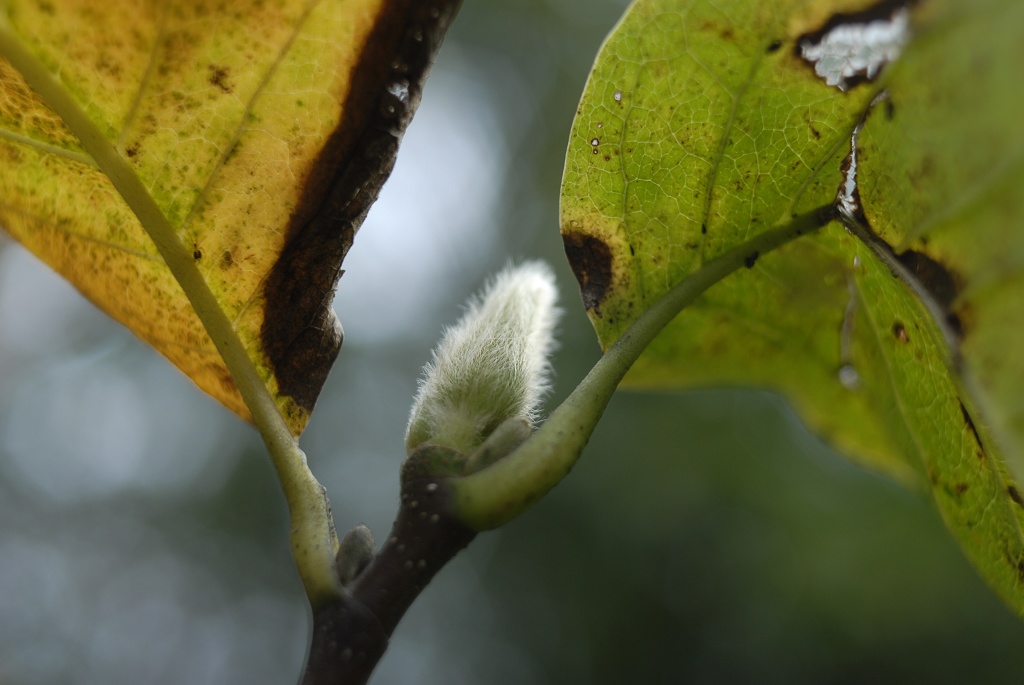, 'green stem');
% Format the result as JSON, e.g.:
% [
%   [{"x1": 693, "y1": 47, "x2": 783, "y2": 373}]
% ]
[
  {"x1": 0, "y1": 18, "x2": 341, "y2": 603},
  {"x1": 452, "y1": 206, "x2": 834, "y2": 530}
]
